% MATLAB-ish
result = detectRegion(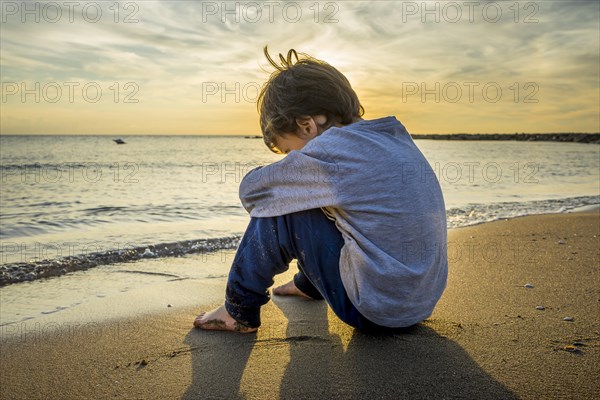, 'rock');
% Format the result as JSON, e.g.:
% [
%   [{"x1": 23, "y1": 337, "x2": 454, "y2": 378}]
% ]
[
  {"x1": 524, "y1": 283, "x2": 534, "y2": 289},
  {"x1": 558, "y1": 240, "x2": 566, "y2": 245},
  {"x1": 535, "y1": 306, "x2": 545, "y2": 310},
  {"x1": 167, "y1": 304, "x2": 172, "y2": 308},
  {"x1": 563, "y1": 316, "x2": 575, "y2": 322},
  {"x1": 141, "y1": 248, "x2": 155, "y2": 258},
  {"x1": 24, "y1": 272, "x2": 36, "y2": 281}
]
